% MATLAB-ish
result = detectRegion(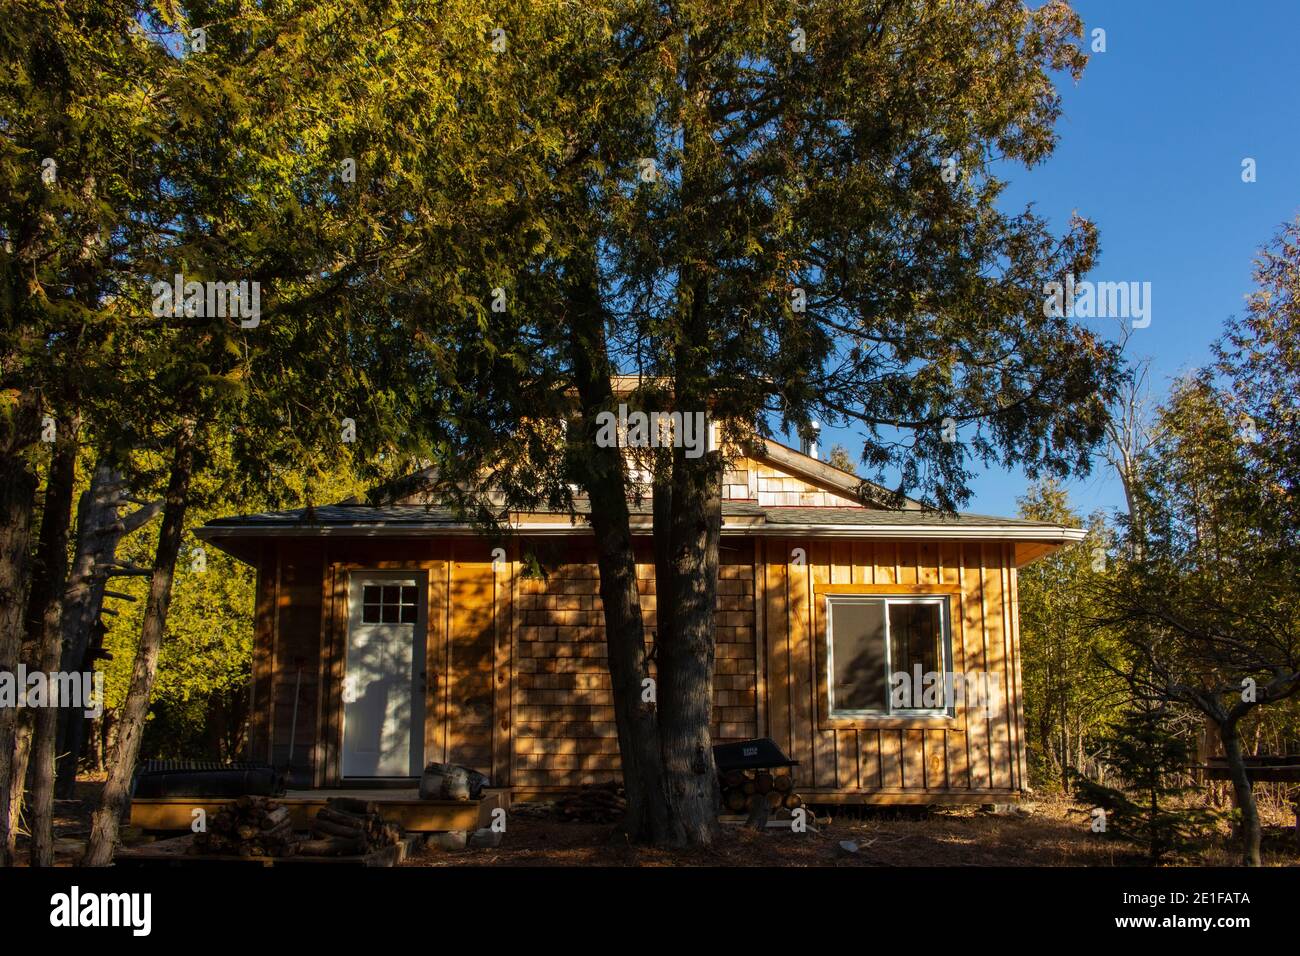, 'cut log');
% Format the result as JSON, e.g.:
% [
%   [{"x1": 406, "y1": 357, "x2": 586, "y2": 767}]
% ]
[
  {"x1": 191, "y1": 797, "x2": 307, "y2": 857},
  {"x1": 297, "y1": 836, "x2": 364, "y2": 857},
  {"x1": 260, "y1": 806, "x2": 290, "y2": 829},
  {"x1": 311, "y1": 816, "x2": 367, "y2": 840},
  {"x1": 308, "y1": 798, "x2": 404, "y2": 851},
  {"x1": 261, "y1": 819, "x2": 294, "y2": 843},
  {"x1": 316, "y1": 805, "x2": 371, "y2": 829}
]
